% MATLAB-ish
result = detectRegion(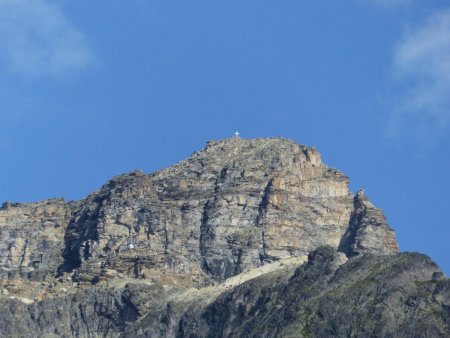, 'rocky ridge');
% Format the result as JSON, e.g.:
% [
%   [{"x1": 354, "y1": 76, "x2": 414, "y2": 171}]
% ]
[{"x1": 0, "y1": 137, "x2": 445, "y2": 338}]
